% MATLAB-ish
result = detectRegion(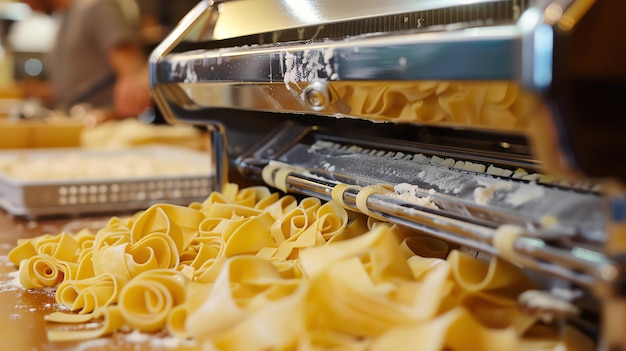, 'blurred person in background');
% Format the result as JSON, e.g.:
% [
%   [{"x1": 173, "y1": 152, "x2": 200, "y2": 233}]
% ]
[{"x1": 18, "y1": 0, "x2": 152, "y2": 118}]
